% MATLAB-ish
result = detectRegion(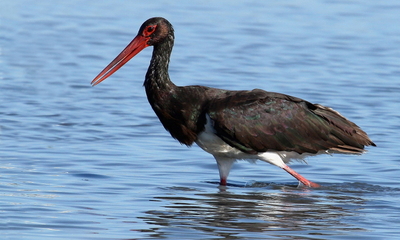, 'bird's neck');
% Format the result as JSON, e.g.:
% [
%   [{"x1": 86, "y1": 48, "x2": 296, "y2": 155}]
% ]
[
  {"x1": 144, "y1": 37, "x2": 176, "y2": 93},
  {"x1": 143, "y1": 37, "x2": 180, "y2": 134}
]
